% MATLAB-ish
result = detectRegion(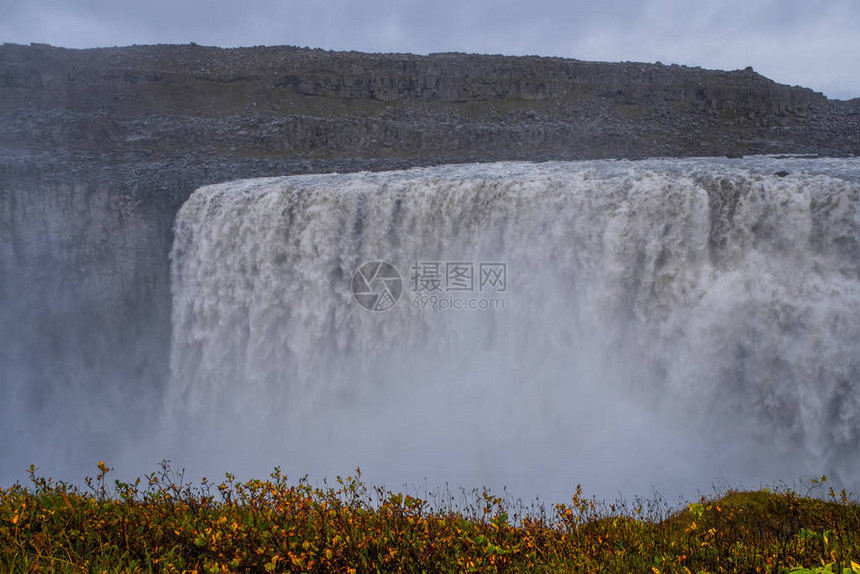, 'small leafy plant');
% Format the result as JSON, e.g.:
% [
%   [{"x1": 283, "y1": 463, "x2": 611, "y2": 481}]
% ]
[{"x1": 1, "y1": 463, "x2": 859, "y2": 572}]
